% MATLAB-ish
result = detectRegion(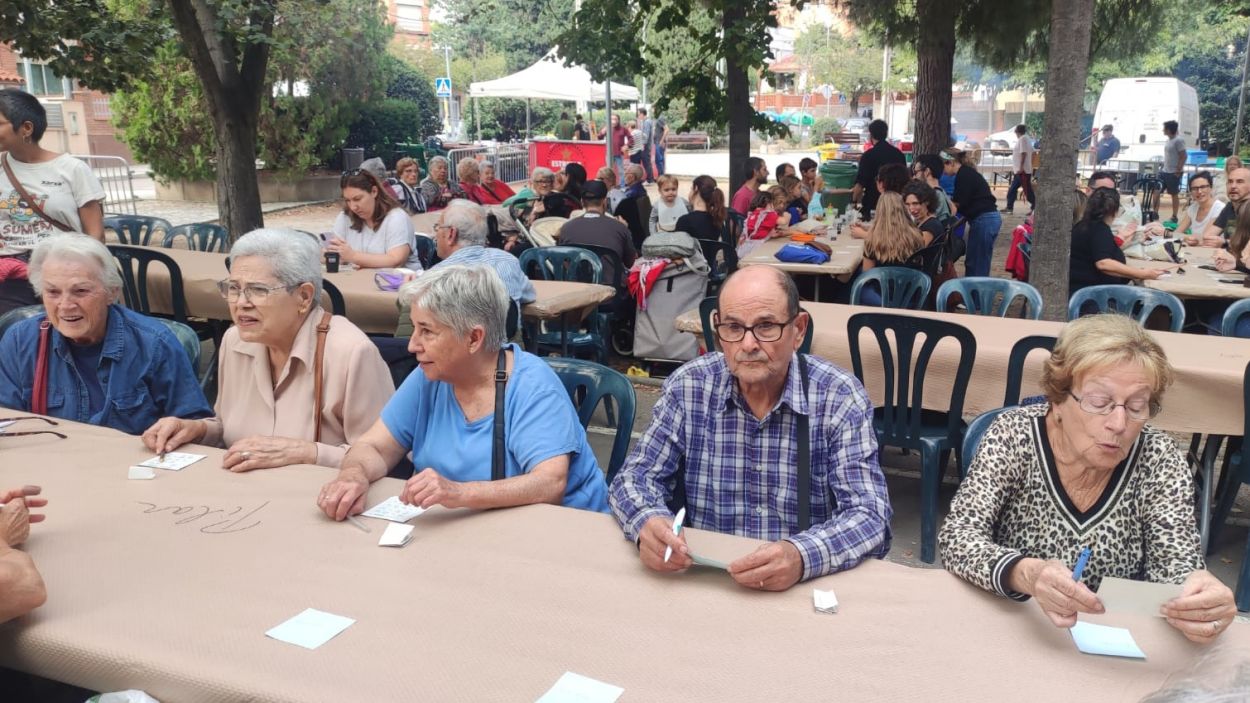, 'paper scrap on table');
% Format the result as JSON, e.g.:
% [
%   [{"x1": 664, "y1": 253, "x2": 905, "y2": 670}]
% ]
[
  {"x1": 378, "y1": 522, "x2": 414, "y2": 547},
  {"x1": 265, "y1": 608, "x2": 355, "y2": 650},
  {"x1": 535, "y1": 671, "x2": 624, "y2": 703},
  {"x1": 1069, "y1": 621, "x2": 1146, "y2": 659},
  {"x1": 136, "y1": 452, "x2": 206, "y2": 471},
  {"x1": 1098, "y1": 577, "x2": 1183, "y2": 619},
  {"x1": 813, "y1": 588, "x2": 839, "y2": 614},
  {"x1": 361, "y1": 496, "x2": 427, "y2": 523},
  {"x1": 690, "y1": 553, "x2": 729, "y2": 570},
  {"x1": 127, "y1": 466, "x2": 156, "y2": 480},
  {"x1": 0, "y1": 419, "x2": 15, "y2": 432}
]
